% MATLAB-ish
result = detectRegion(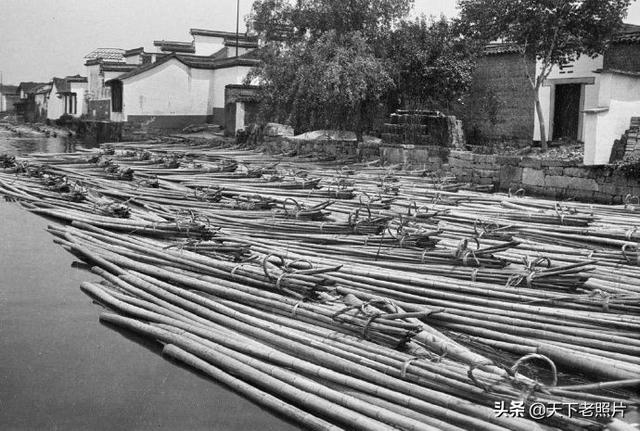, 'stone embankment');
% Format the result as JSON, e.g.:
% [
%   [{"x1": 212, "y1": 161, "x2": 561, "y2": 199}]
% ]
[{"x1": 448, "y1": 150, "x2": 640, "y2": 204}]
